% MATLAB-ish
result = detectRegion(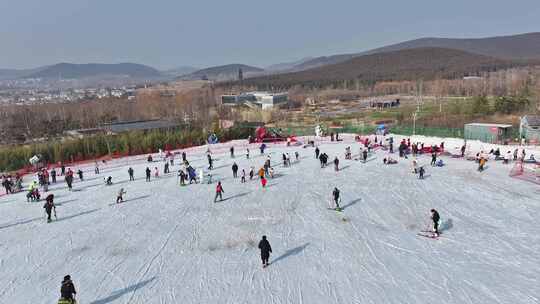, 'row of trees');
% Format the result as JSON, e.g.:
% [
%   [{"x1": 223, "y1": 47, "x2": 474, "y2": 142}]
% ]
[
  {"x1": 0, "y1": 126, "x2": 252, "y2": 172},
  {"x1": 471, "y1": 95, "x2": 531, "y2": 115}
]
